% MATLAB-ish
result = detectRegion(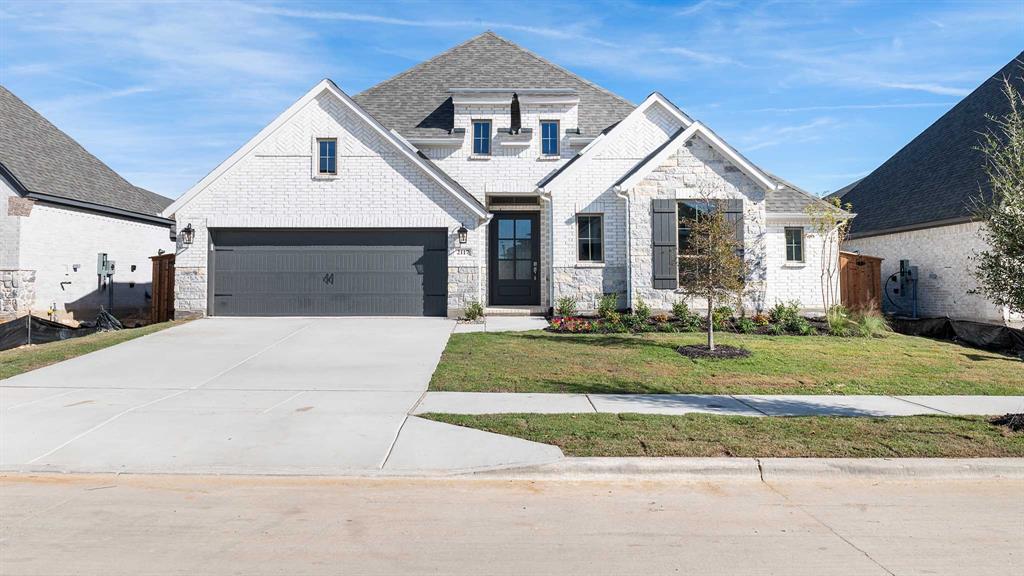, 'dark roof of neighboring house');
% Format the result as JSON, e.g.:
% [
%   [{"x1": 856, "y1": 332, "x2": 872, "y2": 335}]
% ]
[
  {"x1": 353, "y1": 31, "x2": 636, "y2": 138},
  {"x1": 0, "y1": 84, "x2": 172, "y2": 217},
  {"x1": 825, "y1": 178, "x2": 862, "y2": 202},
  {"x1": 839, "y1": 51, "x2": 1024, "y2": 238}
]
